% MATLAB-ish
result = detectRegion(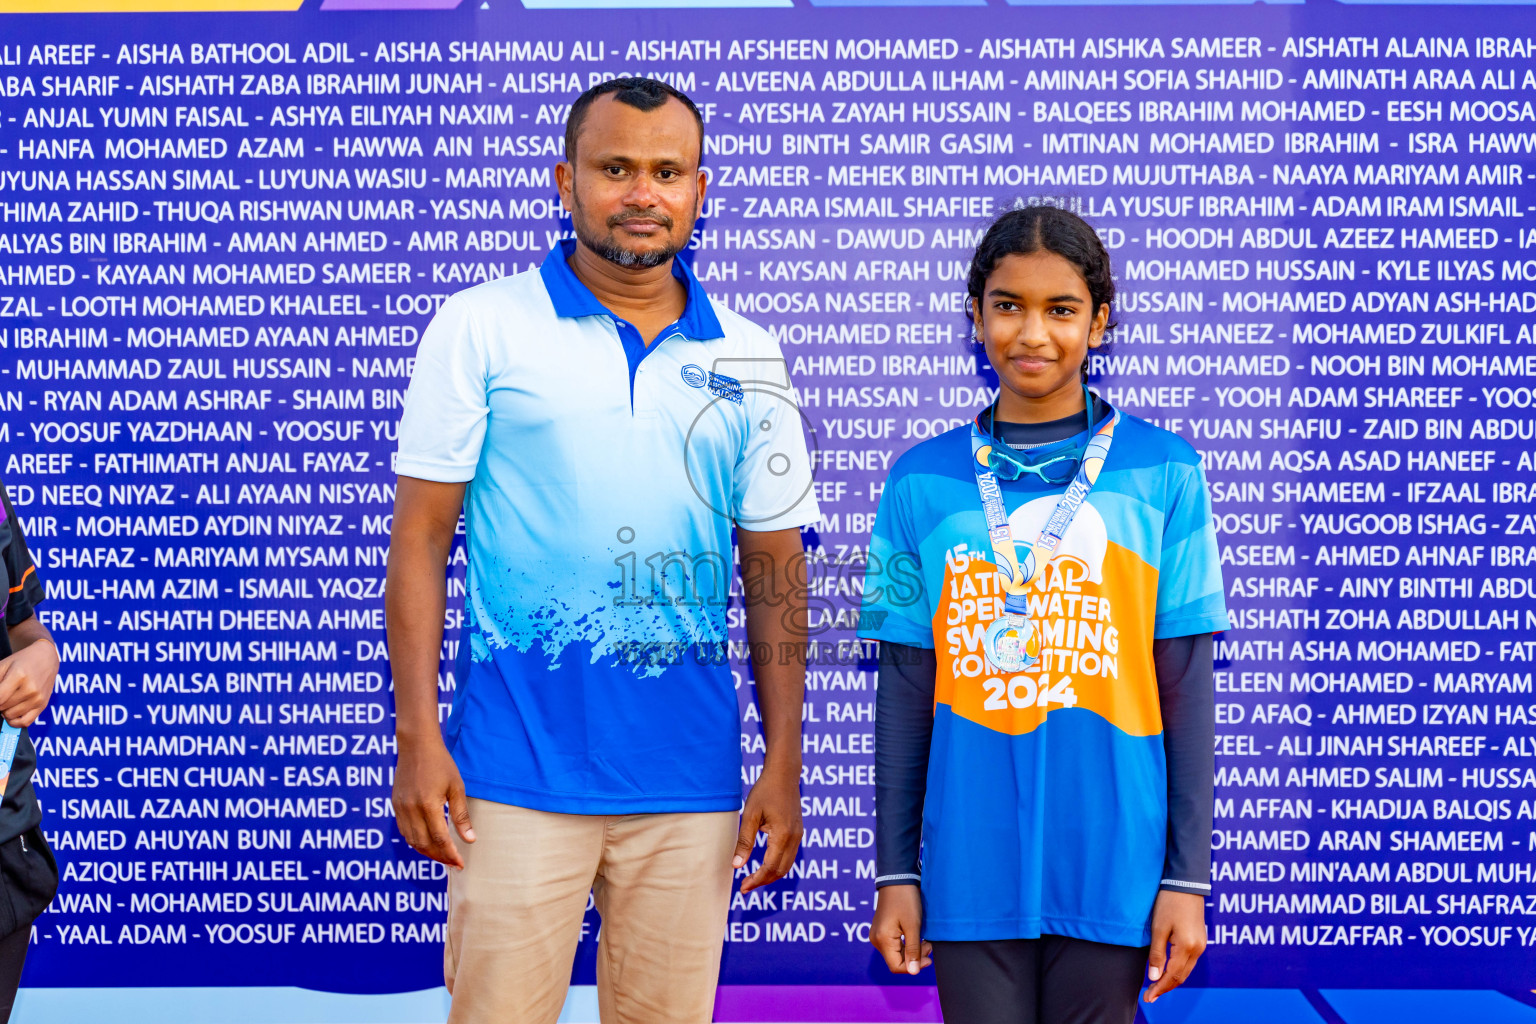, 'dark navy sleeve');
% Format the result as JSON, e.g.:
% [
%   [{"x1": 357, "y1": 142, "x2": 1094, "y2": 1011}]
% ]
[
  {"x1": 1155, "y1": 633, "x2": 1215, "y2": 896},
  {"x1": 0, "y1": 483, "x2": 43, "y2": 629},
  {"x1": 0, "y1": 480, "x2": 45, "y2": 843},
  {"x1": 875, "y1": 640, "x2": 936, "y2": 888}
]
